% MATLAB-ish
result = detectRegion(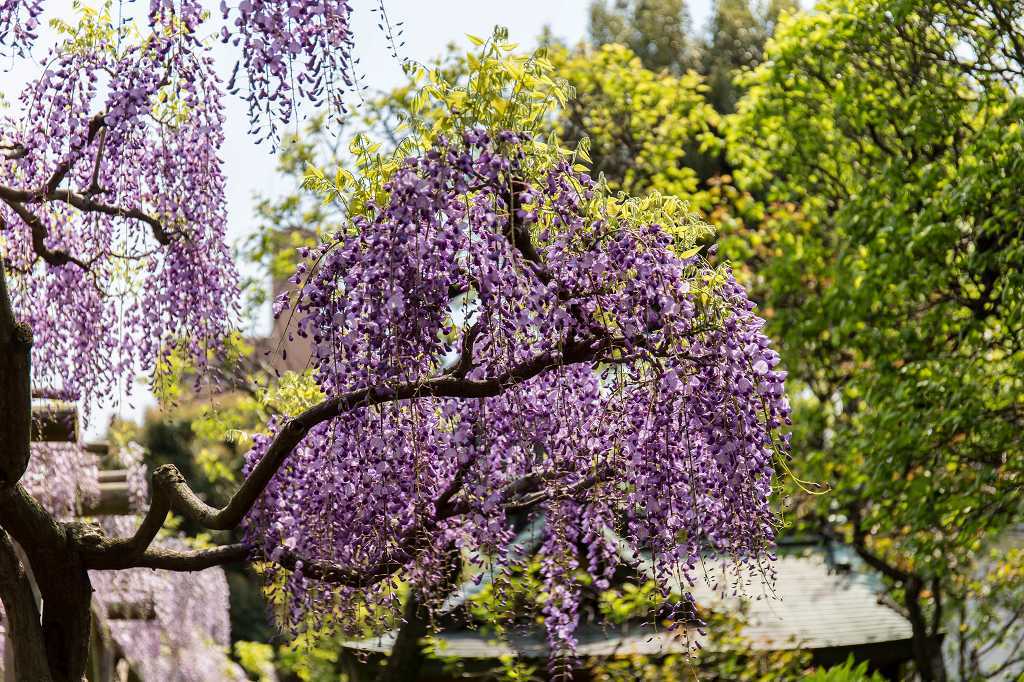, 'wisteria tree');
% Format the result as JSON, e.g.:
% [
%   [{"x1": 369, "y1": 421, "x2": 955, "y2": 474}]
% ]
[{"x1": 0, "y1": 5, "x2": 789, "y2": 682}]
